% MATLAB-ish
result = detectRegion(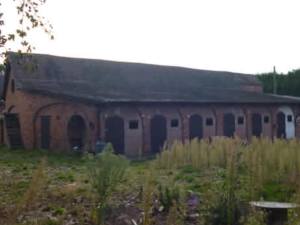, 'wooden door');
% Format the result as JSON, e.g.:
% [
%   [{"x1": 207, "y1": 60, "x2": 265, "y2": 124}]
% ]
[
  {"x1": 277, "y1": 112, "x2": 286, "y2": 138},
  {"x1": 189, "y1": 114, "x2": 203, "y2": 140},
  {"x1": 223, "y1": 113, "x2": 235, "y2": 137},
  {"x1": 41, "y1": 116, "x2": 51, "y2": 149},
  {"x1": 4, "y1": 113, "x2": 23, "y2": 148},
  {"x1": 150, "y1": 115, "x2": 167, "y2": 154},
  {"x1": 68, "y1": 115, "x2": 86, "y2": 150},
  {"x1": 105, "y1": 116, "x2": 124, "y2": 154},
  {"x1": 252, "y1": 113, "x2": 262, "y2": 137}
]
